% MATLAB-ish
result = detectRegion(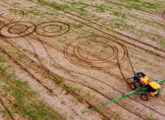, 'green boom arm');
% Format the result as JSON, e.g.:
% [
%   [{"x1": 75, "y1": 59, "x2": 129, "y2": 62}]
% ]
[
  {"x1": 157, "y1": 79, "x2": 165, "y2": 84},
  {"x1": 82, "y1": 79, "x2": 165, "y2": 114},
  {"x1": 82, "y1": 87, "x2": 146, "y2": 114}
]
